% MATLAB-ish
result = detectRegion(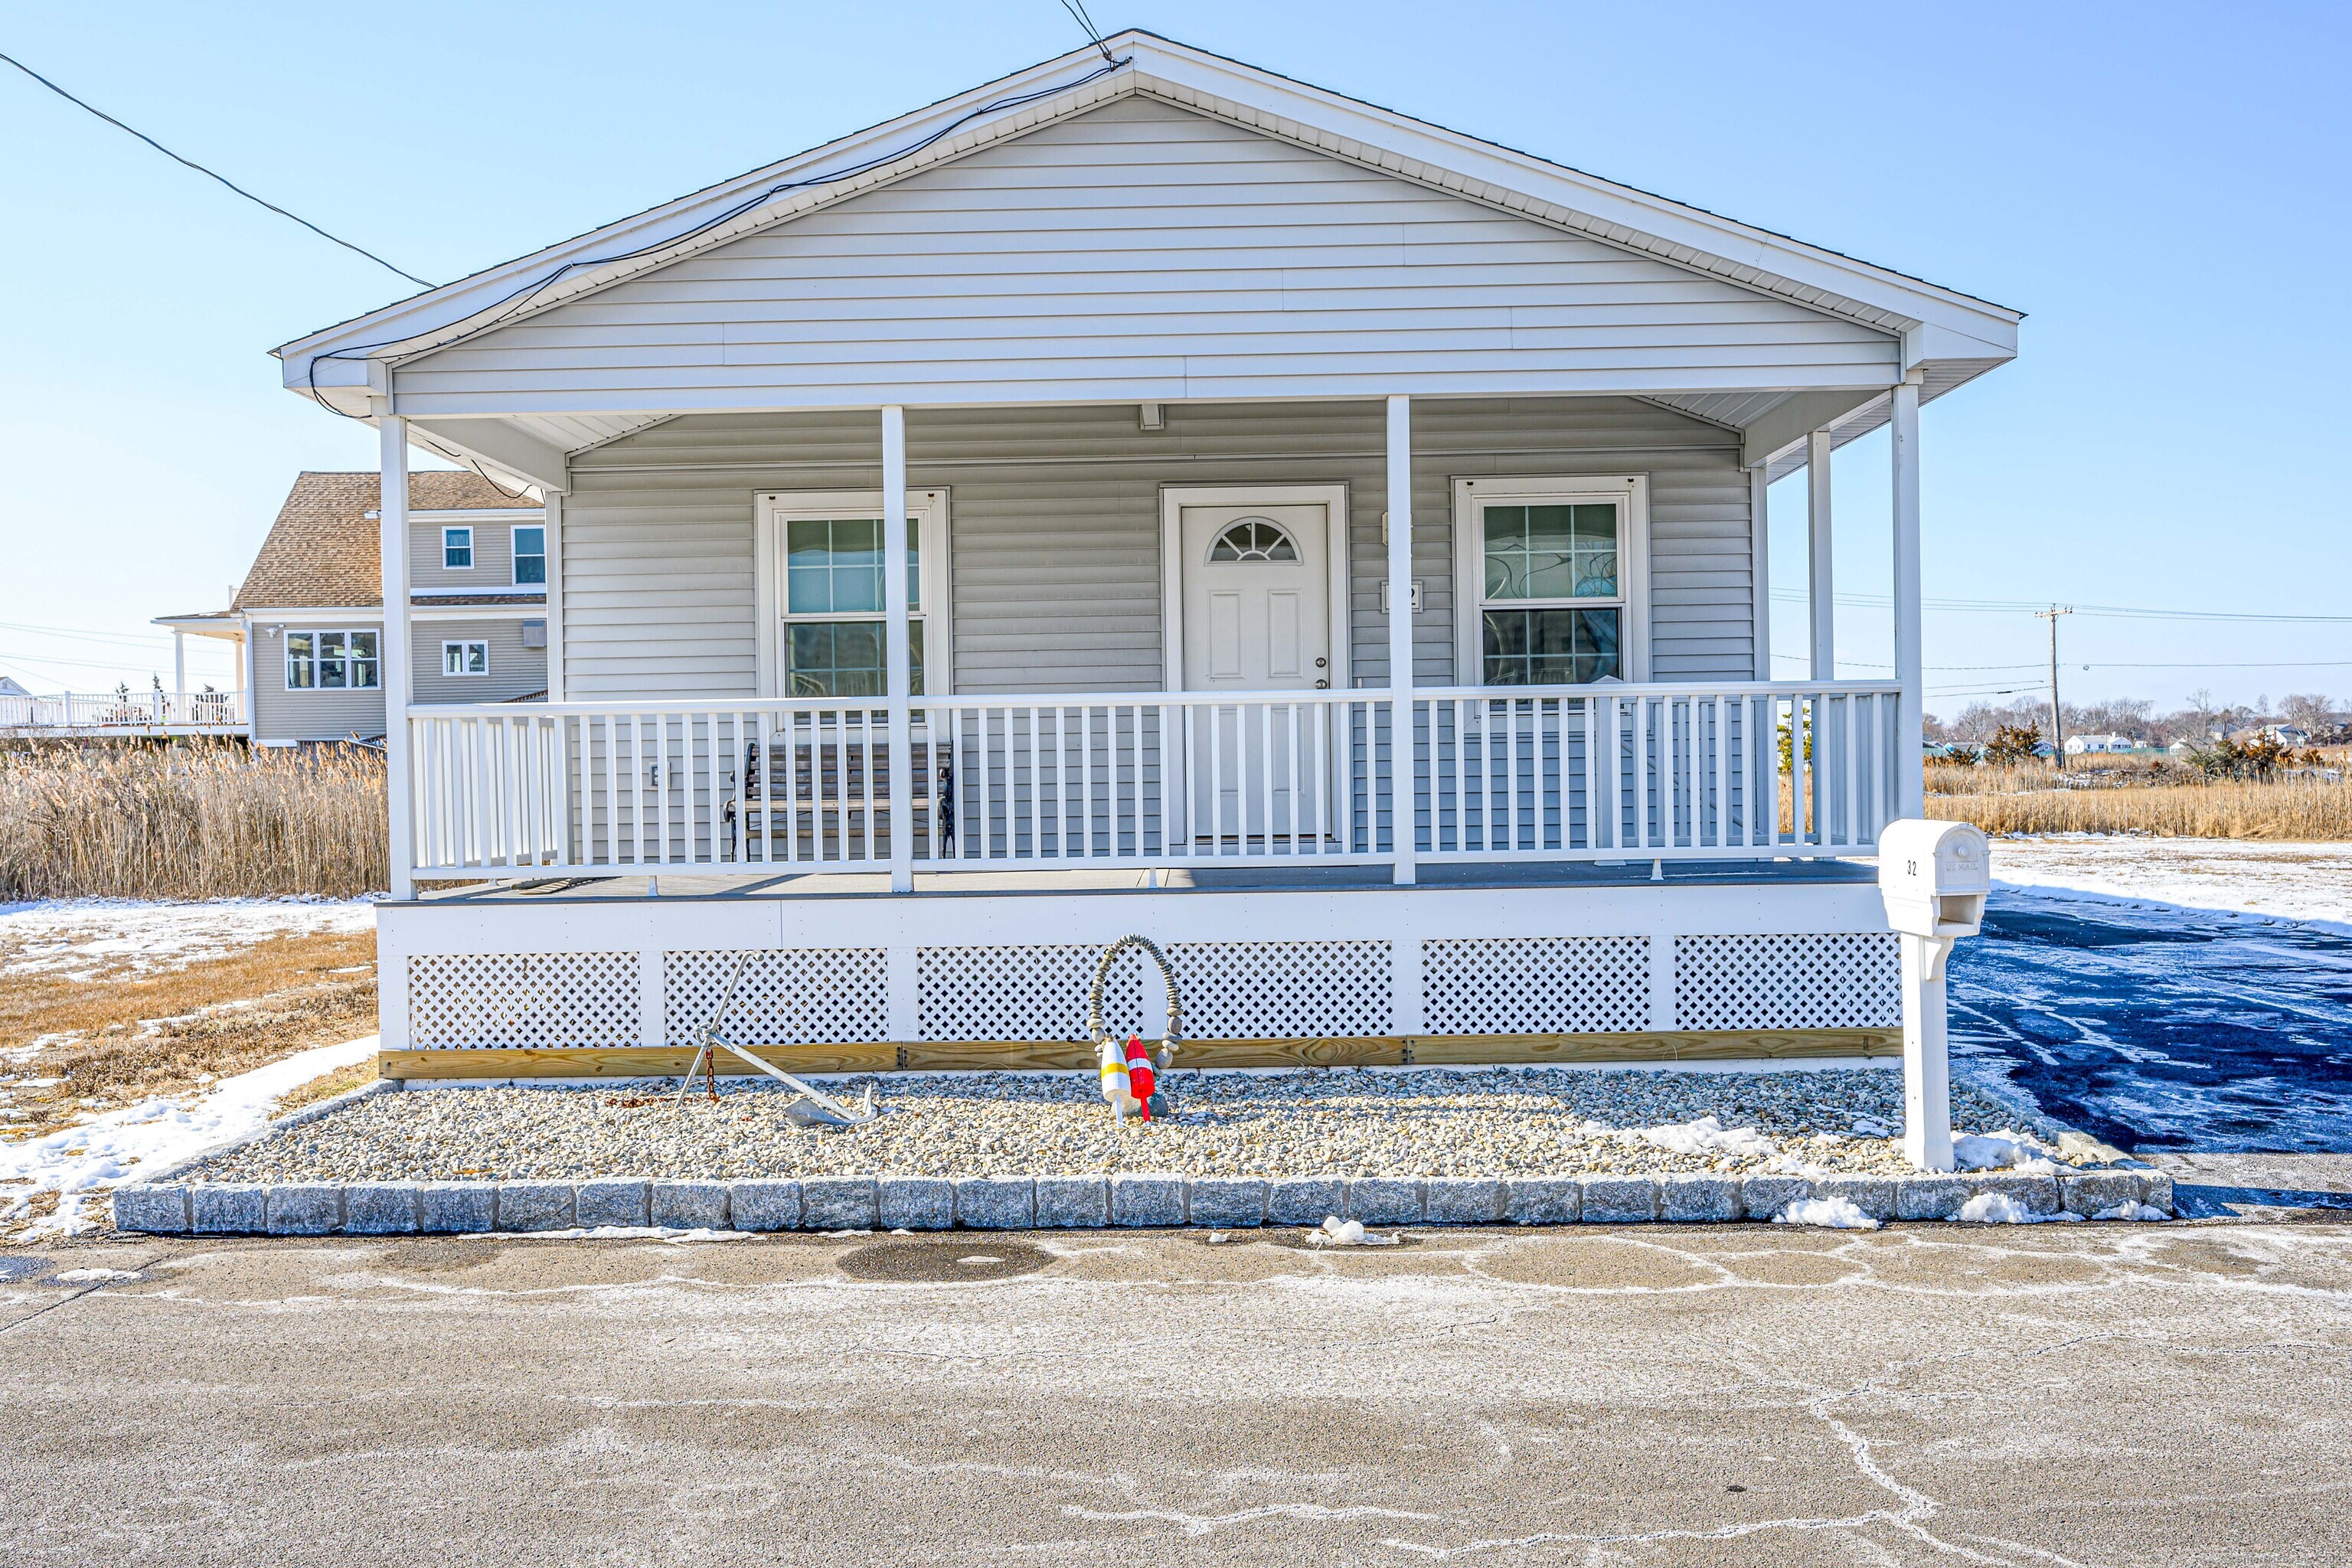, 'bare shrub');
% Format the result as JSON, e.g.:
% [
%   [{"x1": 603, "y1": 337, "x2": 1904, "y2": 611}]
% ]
[{"x1": 0, "y1": 741, "x2": 386, "y2": 900}]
